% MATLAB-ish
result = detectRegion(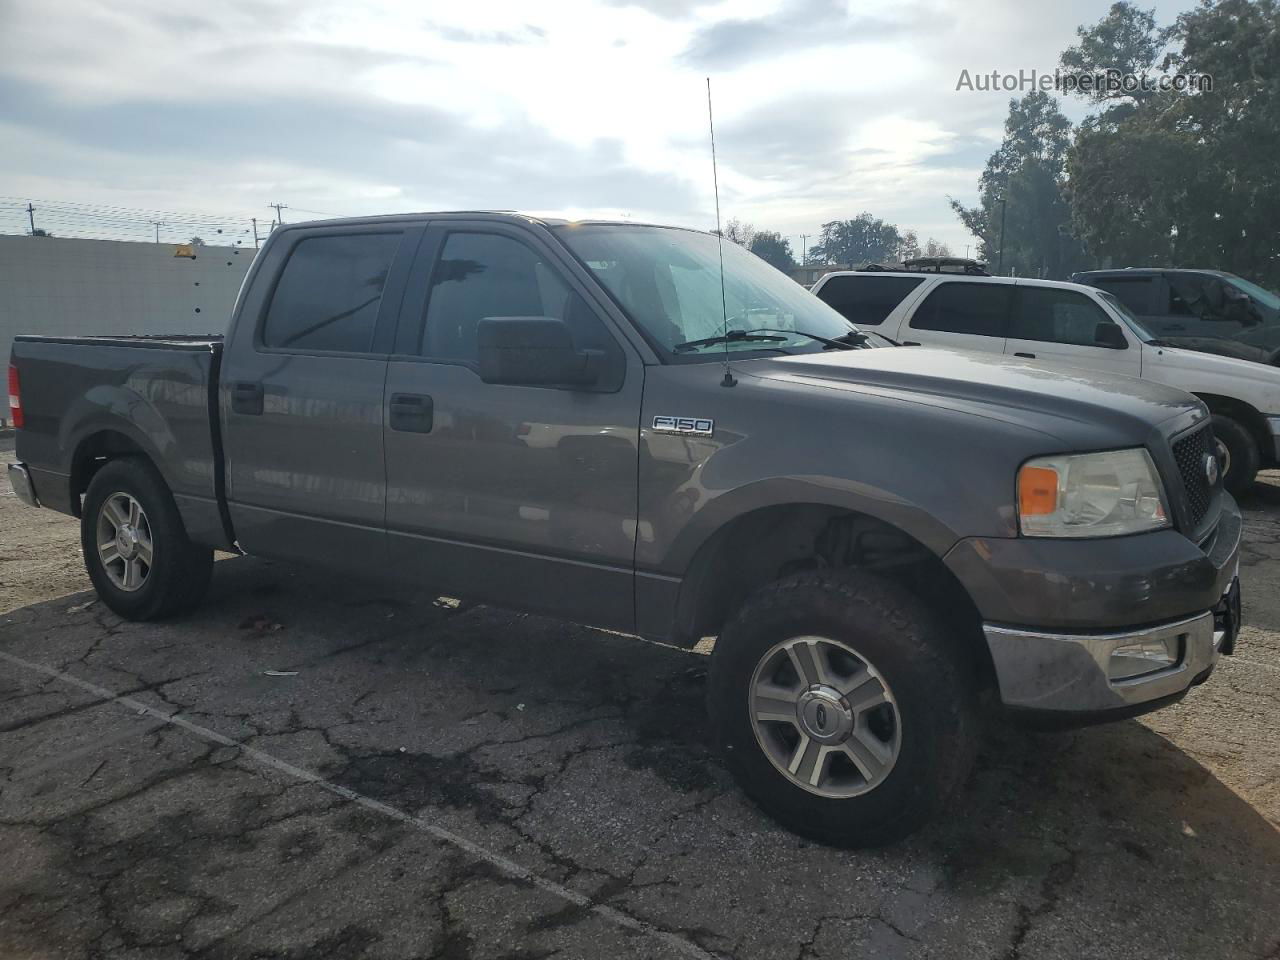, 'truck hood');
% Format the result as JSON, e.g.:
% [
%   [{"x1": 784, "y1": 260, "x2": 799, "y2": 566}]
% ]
[{"x1": 748, "y1": 346, "x2": 1202, "y2": 444}]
